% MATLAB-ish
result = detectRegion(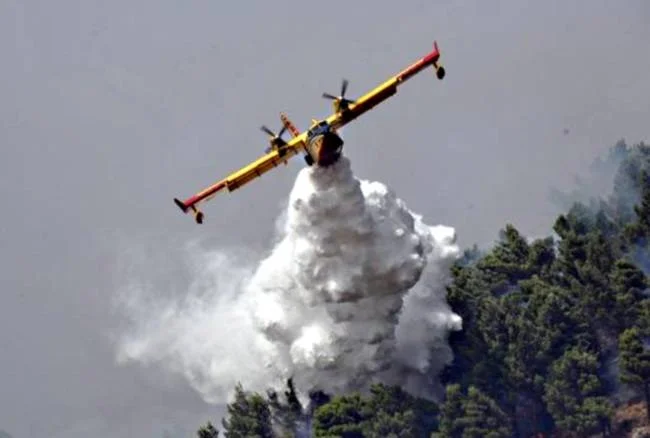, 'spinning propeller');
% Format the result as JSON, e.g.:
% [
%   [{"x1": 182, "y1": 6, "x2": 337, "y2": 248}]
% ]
[
  {"x1": 322, "y1": 79, "x2": 355, "y2": 111},
  {"x1": 261, "y1": 124, "x2": 288, "y2": 153}
]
